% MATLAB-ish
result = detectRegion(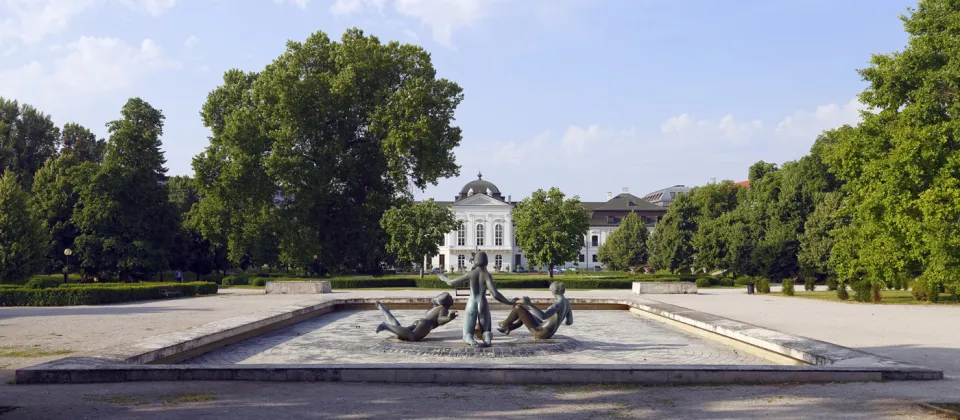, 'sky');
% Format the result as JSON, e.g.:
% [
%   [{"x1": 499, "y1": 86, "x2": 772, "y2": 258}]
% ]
[{"x1": 0, "y1": 0, "x2": 916, "y2": 202}]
